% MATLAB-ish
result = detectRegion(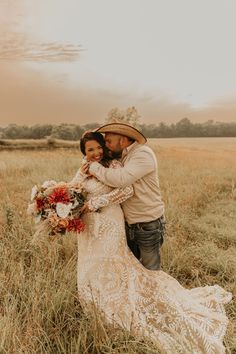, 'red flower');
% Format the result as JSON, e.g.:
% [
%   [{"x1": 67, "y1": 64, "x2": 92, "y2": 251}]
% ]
[
  {"x1": 36, "y1": 198, "x2": 46, "y2": 210},
  {"x1": 67, "y1": 218, "x2": 85, "y2": 233},
  {"x1": 48, "y1": 186, "x2": 71, "y2": 204}
]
